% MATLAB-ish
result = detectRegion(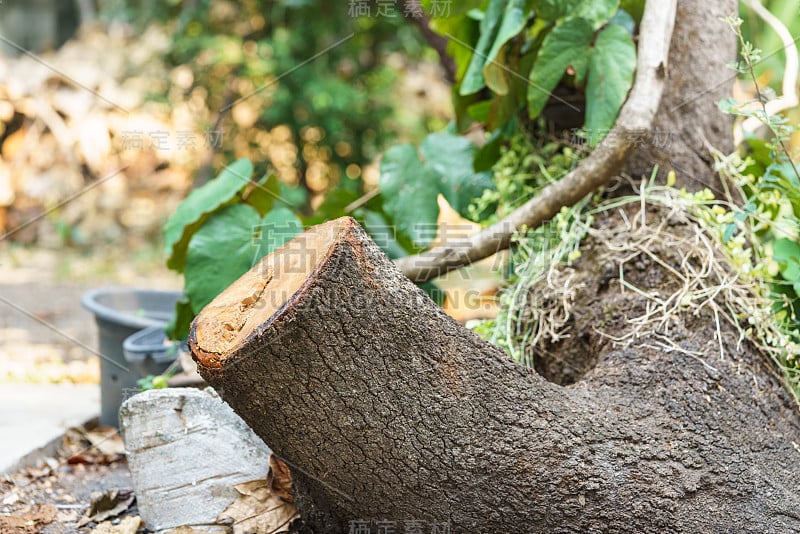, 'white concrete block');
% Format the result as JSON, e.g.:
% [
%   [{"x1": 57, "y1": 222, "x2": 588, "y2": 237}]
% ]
[{"x1": 119, "y1": 388, "x2": 272, "y2": 531}]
